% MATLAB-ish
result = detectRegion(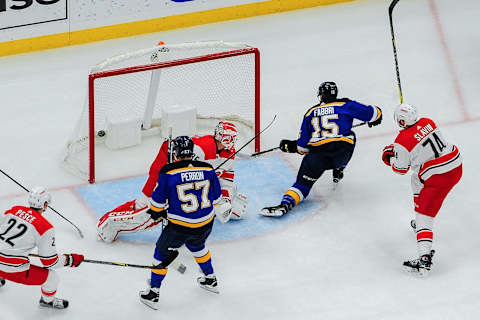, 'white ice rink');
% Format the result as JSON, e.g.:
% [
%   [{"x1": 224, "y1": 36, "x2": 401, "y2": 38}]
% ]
[{"x1": 1, "y1": 0, "x2": 479, "y2": 319}]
